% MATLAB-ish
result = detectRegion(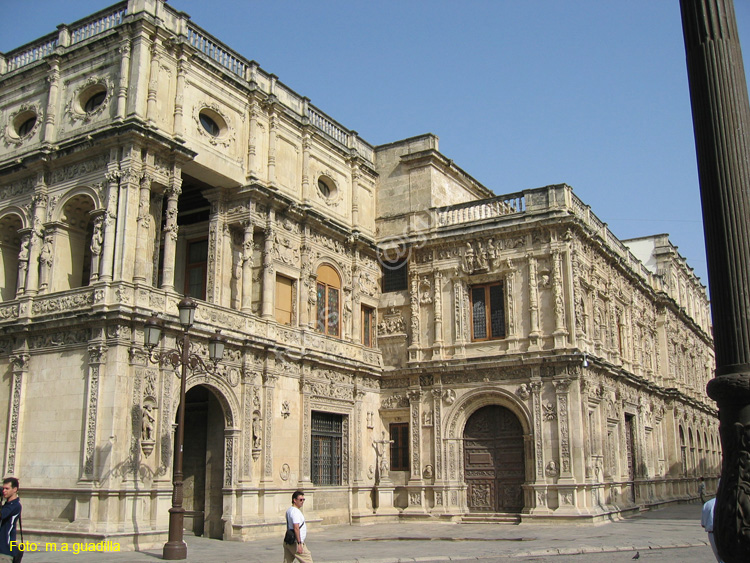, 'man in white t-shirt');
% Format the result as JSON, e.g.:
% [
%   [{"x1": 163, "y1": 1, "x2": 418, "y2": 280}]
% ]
[{"x1": 284, "y1": 490, "x2": 313, "y2": 563}]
